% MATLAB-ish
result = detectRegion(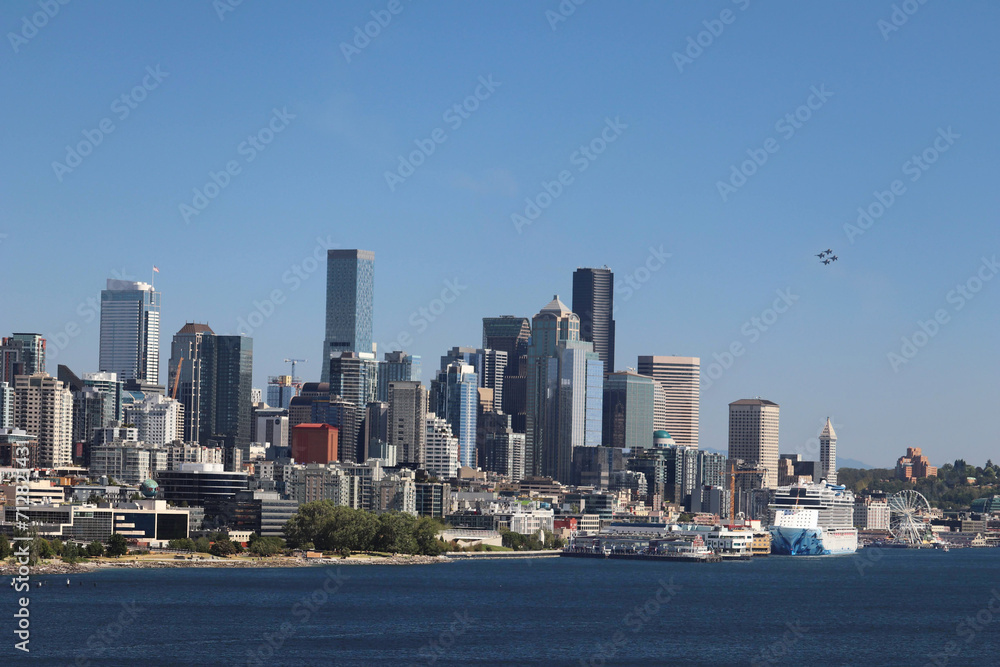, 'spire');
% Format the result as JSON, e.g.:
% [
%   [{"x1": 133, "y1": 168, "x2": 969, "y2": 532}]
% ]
[{"x1": 821, "y1": 417, "x2": 836, "y2": 439}]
